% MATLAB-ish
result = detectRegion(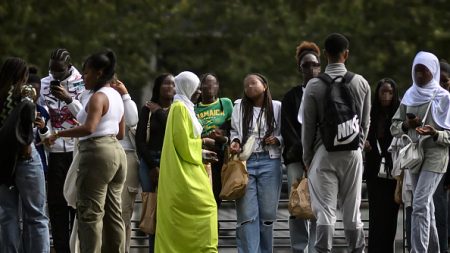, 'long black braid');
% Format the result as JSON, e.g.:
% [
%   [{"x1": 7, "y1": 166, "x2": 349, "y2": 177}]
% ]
[
  {"x1": 0, "y1": 57, "x2": 28, "y2": 127},
  {"x1": 241, "y1": 73, "x2": 275, "y2": 148}
]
